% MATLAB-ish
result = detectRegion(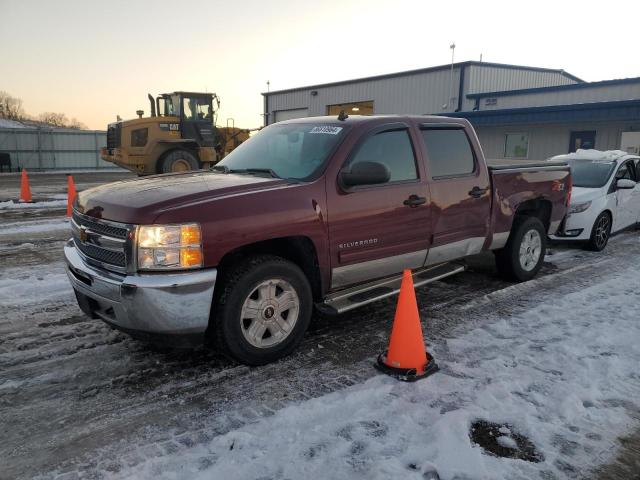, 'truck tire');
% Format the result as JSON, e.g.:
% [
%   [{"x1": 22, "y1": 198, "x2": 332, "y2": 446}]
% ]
[
  {"x1": 212, "y1": 255, "x2": 313, "y2": 365},
  {"x1": 495, "y1": 216, "x2": 546, "y2": 282},
  {"x1": 584, "y1": 211, "x2": 611, "y2": 251},
  {"x1": 159, "y1": 150, "x2": 200, "y2": 173}
]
